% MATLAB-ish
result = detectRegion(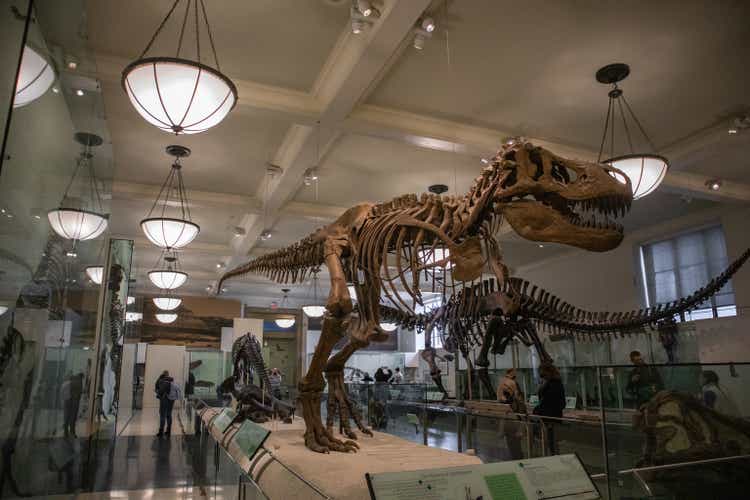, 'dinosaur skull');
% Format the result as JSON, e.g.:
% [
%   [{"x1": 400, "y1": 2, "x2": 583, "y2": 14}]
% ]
[{"x1": 493, "y1": 141, "x2": 633, "y2": 251}]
